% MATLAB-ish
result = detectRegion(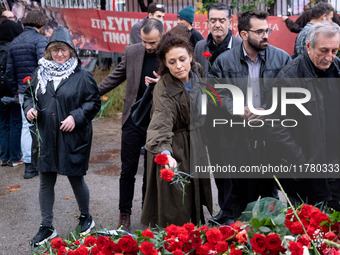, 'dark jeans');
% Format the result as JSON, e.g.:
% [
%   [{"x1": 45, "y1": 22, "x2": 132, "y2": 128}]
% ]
[
  {"x1": 119, "y1": 117, "x2": 147, "y2": 214},
  {"x1": 0, "y1": 101, "x2": 22, "y2": 162}
]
